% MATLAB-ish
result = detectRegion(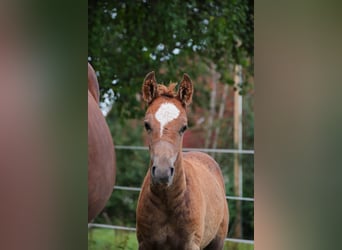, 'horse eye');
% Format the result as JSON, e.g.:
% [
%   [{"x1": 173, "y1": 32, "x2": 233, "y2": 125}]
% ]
[
  {"x1": 144, "y1": 122, "x2": 152, "y2": 132},
  {"x1": 179, "y1": 125, "x2": 188, "y2": 134}
]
